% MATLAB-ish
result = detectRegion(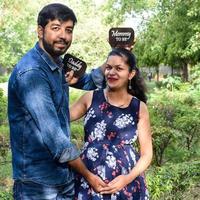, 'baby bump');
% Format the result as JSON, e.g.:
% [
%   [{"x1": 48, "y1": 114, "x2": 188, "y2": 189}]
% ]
[{"x1": 81, "y1": 142, "x2": 140, "y2": 181}]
